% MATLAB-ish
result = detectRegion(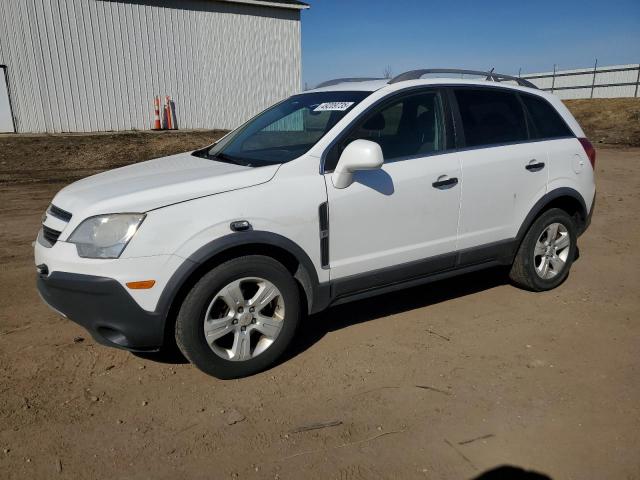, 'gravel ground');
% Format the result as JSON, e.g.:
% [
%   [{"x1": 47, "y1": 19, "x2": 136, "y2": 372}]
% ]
[{"x1": 0, "y1": 138, "x2": 638, "y2": 480}]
